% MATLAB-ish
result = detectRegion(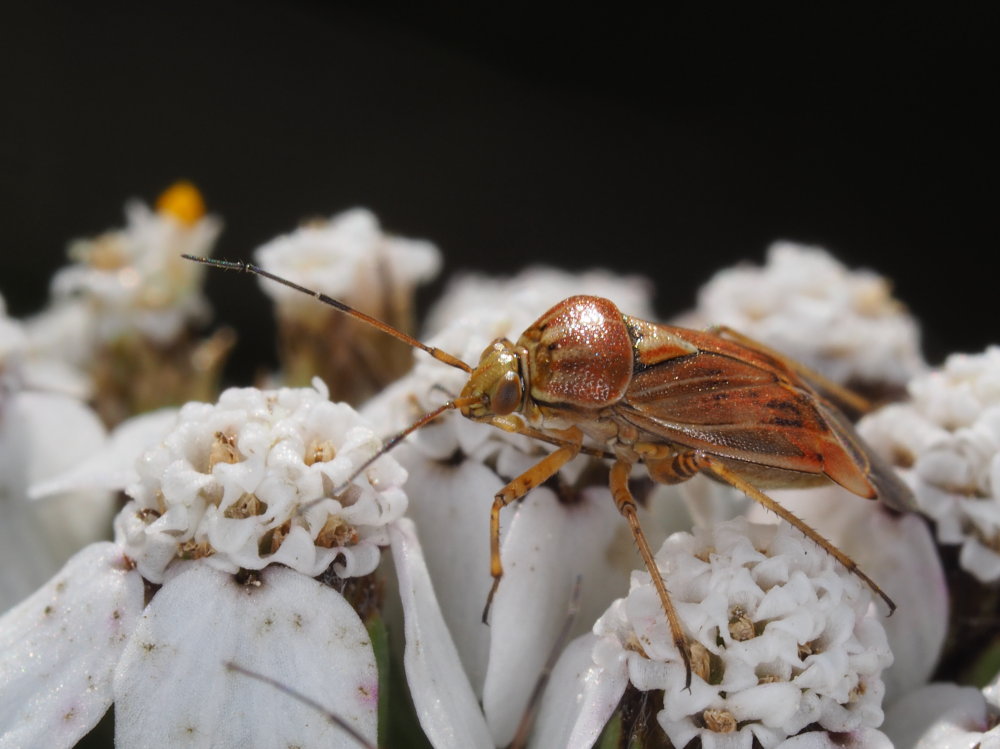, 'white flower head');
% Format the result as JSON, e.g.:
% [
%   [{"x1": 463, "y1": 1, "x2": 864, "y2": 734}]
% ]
[
  {"x1": 49, "y1": 184, "x2": 221, "y2": 346},
  {"x1": 745, "y1": 485, "x2": 948, "y2": 704},
  {"x1": 1, "y1": 382, "x2": 397, "y2": 748},
  {"x1": 595, "y1": 517, "x2": 893, "y2": 749},
  {"x1": 860, "y1": 346, "x2": 1000, "y2": 581},
  {"x1": 116, "y1": 379, "x2": 408, "y2": 584},
  {"x1": 252, "y1": 208, "x2": 441, "y2": 400},
  {"x1": 254, "y1": 208, "x2": 440, "y2": 322},
  {"x1": 684, "y1": 242, "x2": 925, "y2": 389}
]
